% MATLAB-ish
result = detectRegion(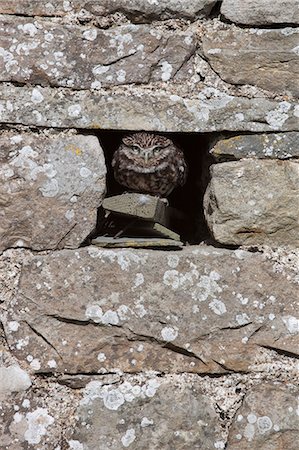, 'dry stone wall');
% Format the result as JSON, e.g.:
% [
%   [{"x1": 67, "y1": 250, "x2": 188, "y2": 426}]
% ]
[{"x1": 0, "y1": 1, "x2": 298, "y2": 449}]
